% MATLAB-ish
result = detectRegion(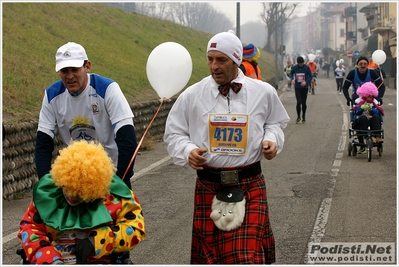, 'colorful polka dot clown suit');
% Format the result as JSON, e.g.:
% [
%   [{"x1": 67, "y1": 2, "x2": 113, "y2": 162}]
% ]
[{"x1": 17, "y1": 140, "x2": 146, "y2": 264}]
